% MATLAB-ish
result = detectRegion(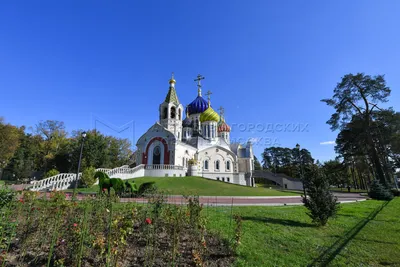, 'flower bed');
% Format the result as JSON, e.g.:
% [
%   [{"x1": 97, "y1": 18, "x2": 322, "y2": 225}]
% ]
[{"x1": 0, "y1": 191, "x2": 235, "y2": 266}]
